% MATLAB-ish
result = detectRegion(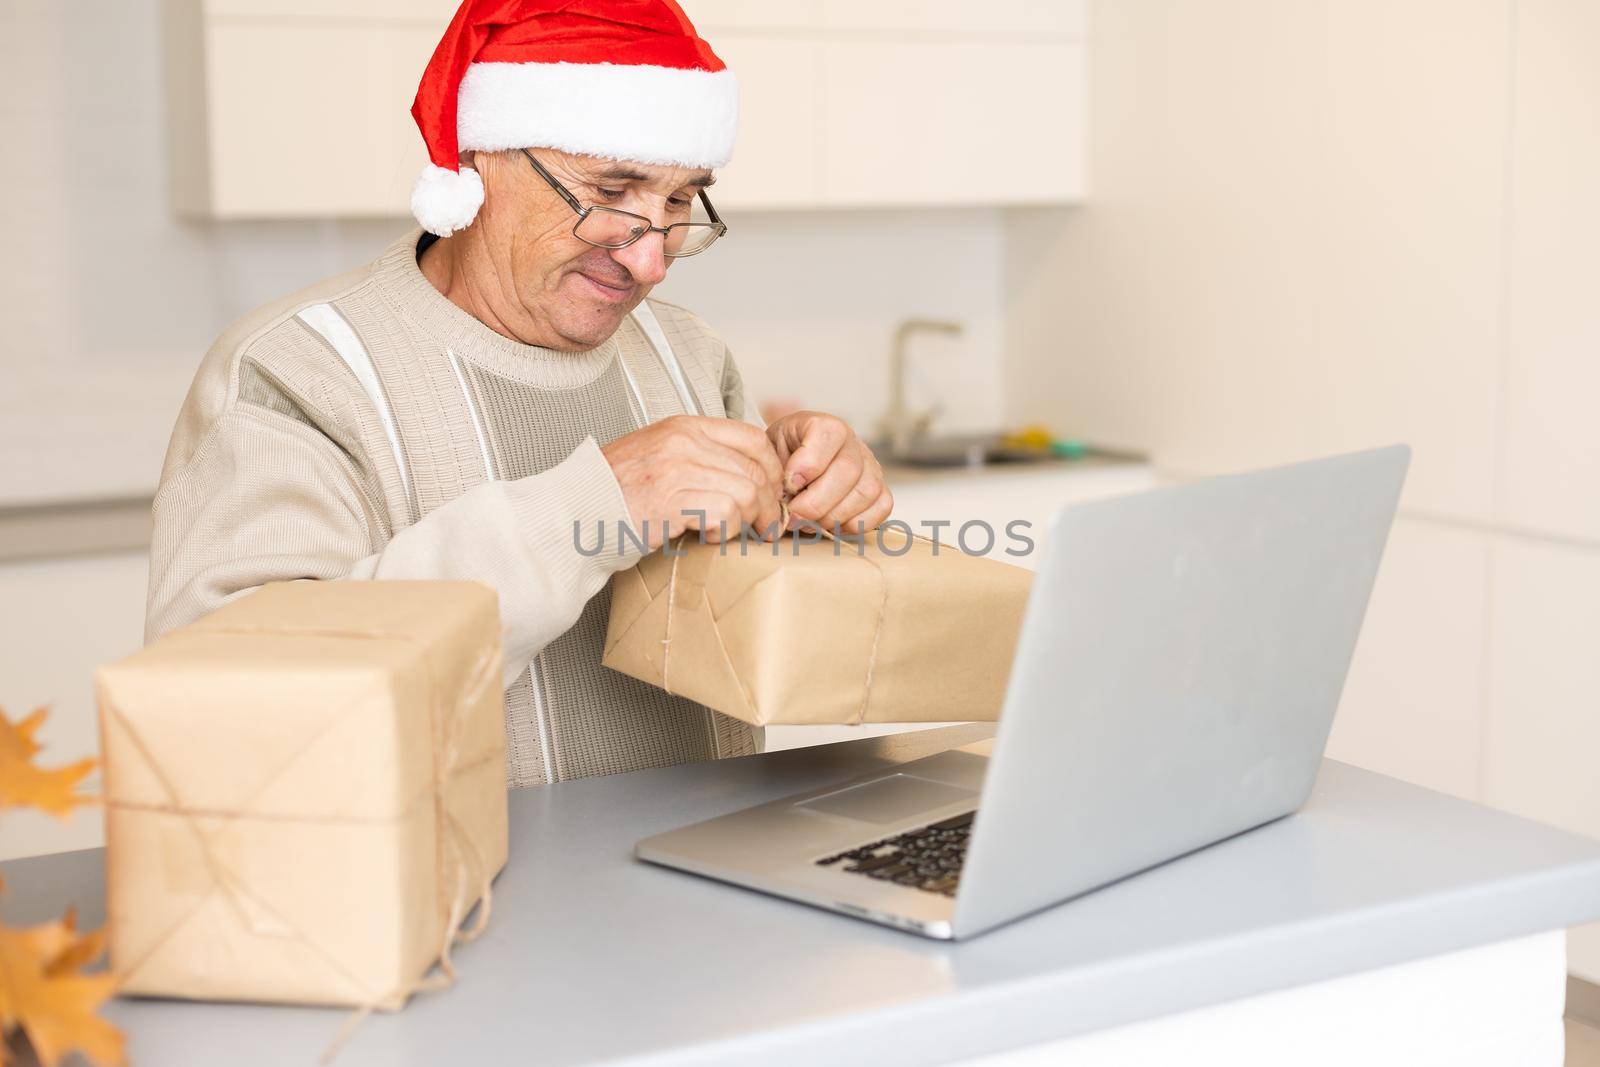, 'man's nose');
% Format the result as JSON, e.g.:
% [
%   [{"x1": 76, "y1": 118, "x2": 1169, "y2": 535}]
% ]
[{"x1": 611, "y1": 231, "x2": 668, "y2": 288}]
